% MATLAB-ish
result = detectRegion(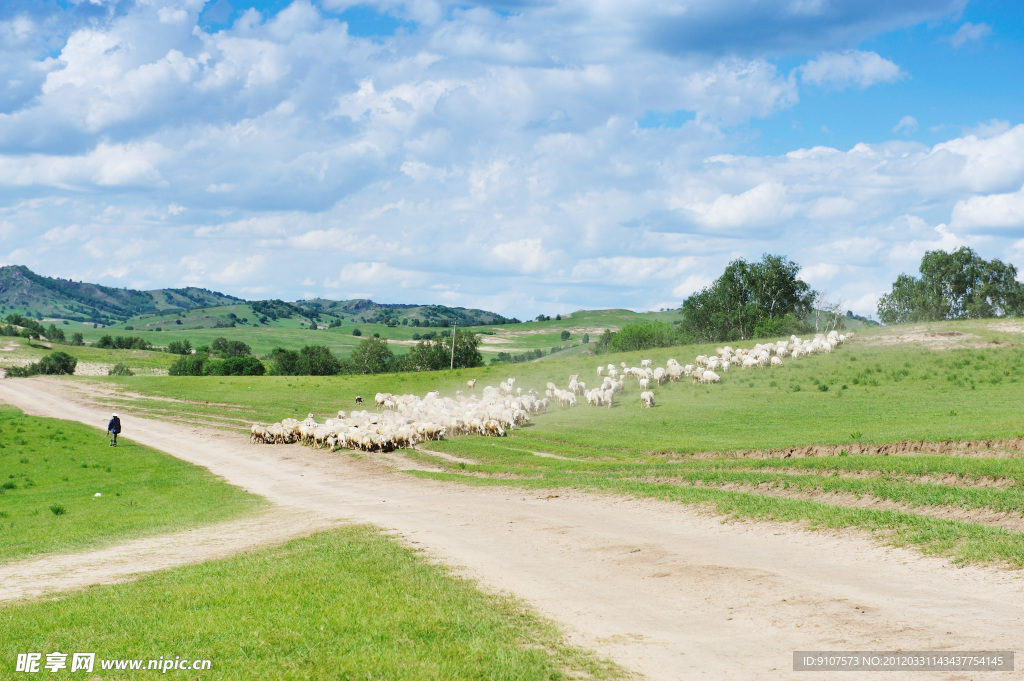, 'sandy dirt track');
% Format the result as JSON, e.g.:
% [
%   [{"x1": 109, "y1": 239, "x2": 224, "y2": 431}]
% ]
[{"x1": 1, "y1": 378, "x2": 1022, "y2": 680}]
